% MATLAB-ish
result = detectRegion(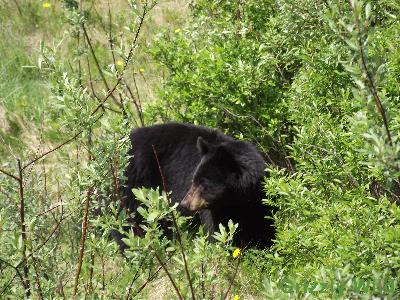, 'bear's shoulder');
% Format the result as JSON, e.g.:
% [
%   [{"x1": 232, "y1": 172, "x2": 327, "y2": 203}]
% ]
[{"x1": 130, "y1": 122, "x2": 232, "y2": 145}]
